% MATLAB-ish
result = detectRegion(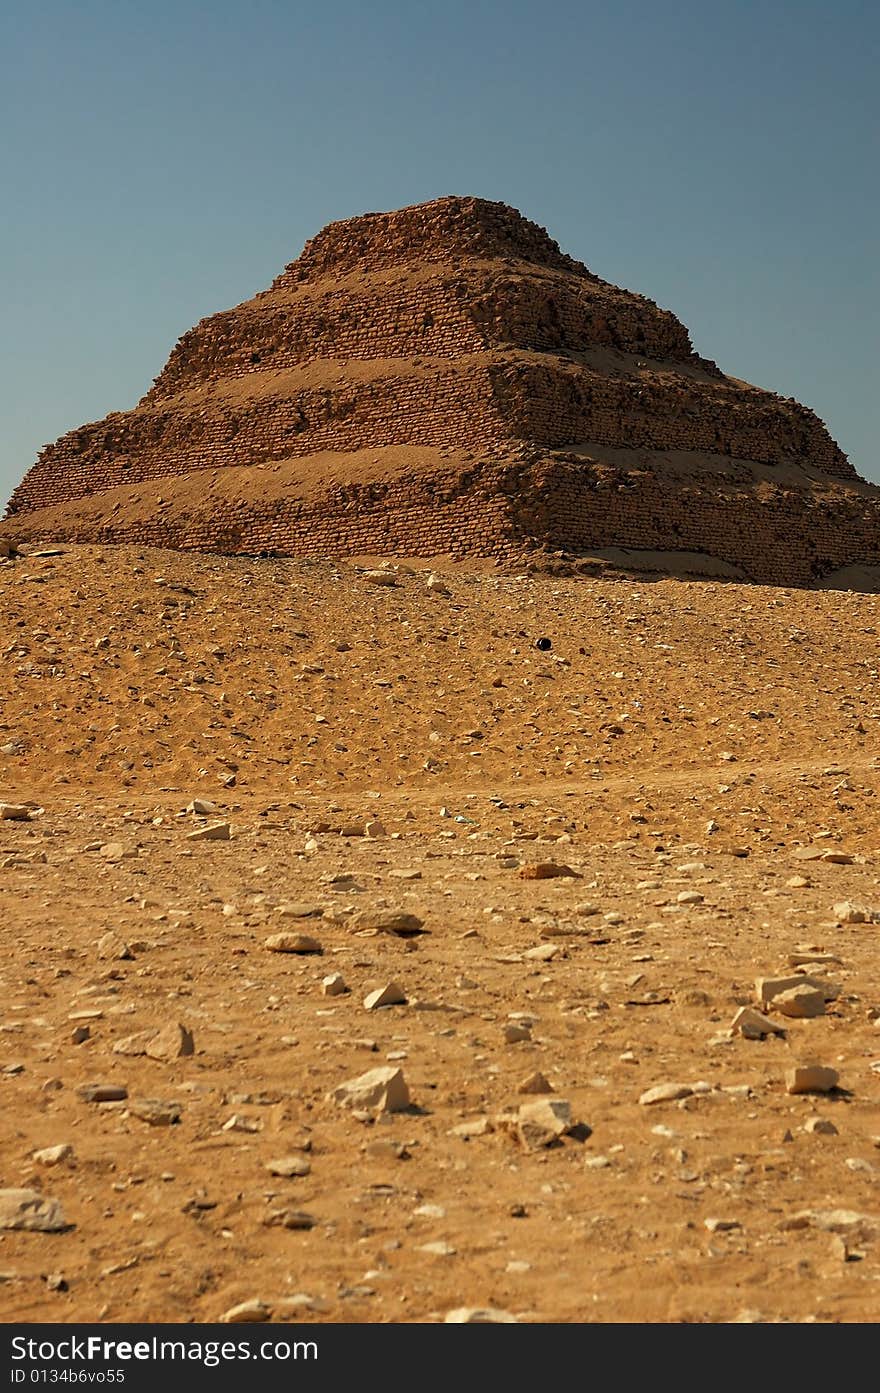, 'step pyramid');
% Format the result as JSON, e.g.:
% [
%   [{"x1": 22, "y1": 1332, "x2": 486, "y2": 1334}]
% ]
[{"x1": 6, "y1": 195, "x2": 879, "y2": 585}]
